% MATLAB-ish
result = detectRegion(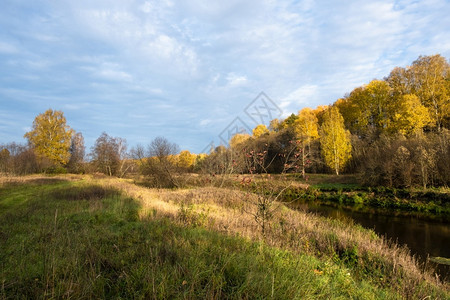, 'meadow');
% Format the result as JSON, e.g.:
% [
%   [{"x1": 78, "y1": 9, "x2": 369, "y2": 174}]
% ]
[{"x1": 0, "y1": 174, "x2": 448, "y2": 299}]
